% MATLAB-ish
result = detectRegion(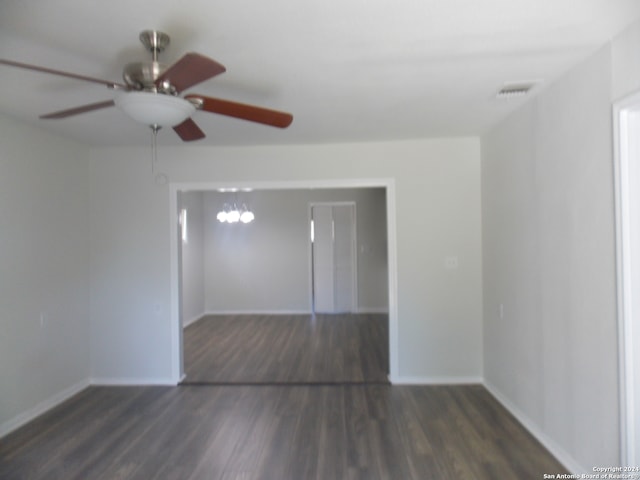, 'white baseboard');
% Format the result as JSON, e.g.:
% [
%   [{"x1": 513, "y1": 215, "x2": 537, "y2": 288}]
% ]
[
  {"x1": 483, "y1": 380, "x2": 584, "y2": 475},
  {"x1": 390, "y1": 375, "x2": 483, "y2": 385},
  {"x1": 90, "y1": 377, "x2": 178, "y2": 386},
  {"x1": 183, "y1": 313, "x2": 205, "y2": 328},
  {"x1": 204, "y1": 309, "x2": 389, "y2": 316},
  {"x1": 205, "y1": 310, "x2": 312, "y2": 316},
  {"x1": 356, "y1": 307, "x2": 390, "y2": 314},
  {"x1": 0, "y1": 378, "x2": 90, "y2": 439}
]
